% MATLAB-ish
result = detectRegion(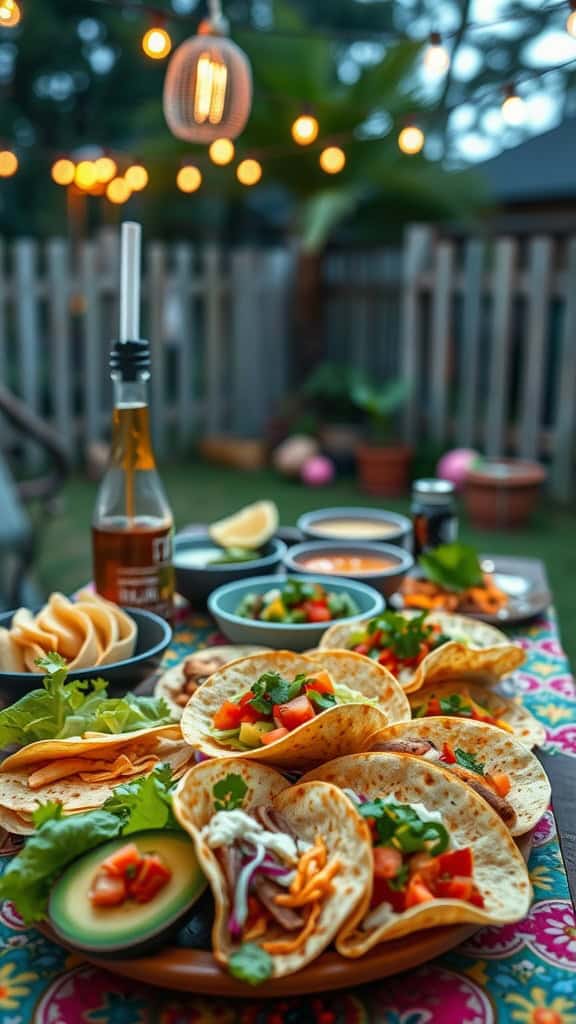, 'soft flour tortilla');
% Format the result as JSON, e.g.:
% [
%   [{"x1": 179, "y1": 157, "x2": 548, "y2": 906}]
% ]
[
  {"x1": 305, "y1": 650, "x2": 411, "y2": 724},
  {"x1": 0, "y1": 725, "x2": 193, "y2": 833},
  {"x1": 369, "y1": 717, "x2": 550, "y2": 835},
  {"x1": 320, "y1": 611, "x2": 525, "y2": 693},
  {"x1": 174, "y1": 758, "x2": 373, "y2": 978},
  {"x1": 408, "y1": 680, "x2": 546, "y2": 749},
  {"x1": 303, "y1": 752, "x2": 532, "y2": 955},
  {"x1": 180, "y1": 650, "x2": 391, "y2": 770},
  {"x1": 155, "y1": 645, "x2": 271, "y2": 719}
]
